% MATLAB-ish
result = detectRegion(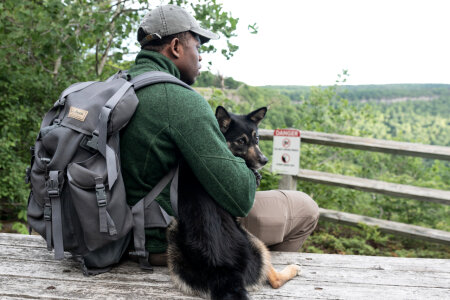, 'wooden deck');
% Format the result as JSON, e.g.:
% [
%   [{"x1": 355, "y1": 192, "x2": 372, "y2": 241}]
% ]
[{"x1": 1, "y1": 233, "x2": 449, "y2": 299}]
